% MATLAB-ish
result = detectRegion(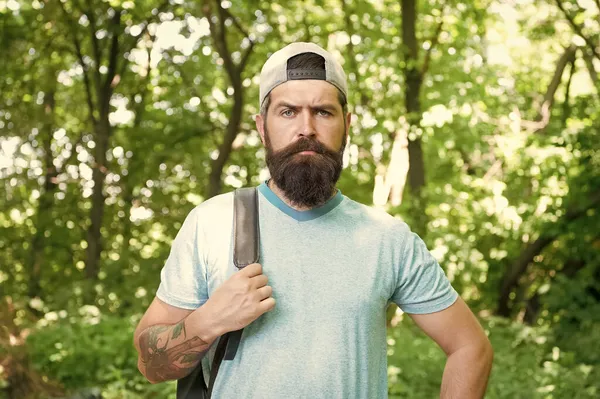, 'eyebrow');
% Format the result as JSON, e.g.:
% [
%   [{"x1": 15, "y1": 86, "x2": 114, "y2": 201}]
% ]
[{"x1": 275, "y1": 102, "x2": 339, "y2": 113}]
